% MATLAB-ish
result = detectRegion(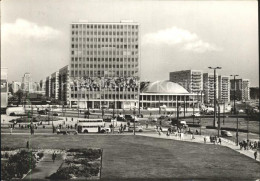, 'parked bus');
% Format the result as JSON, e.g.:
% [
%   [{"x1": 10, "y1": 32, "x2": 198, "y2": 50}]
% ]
[{"x1": 77, "y1": 119, "x2": 106, "y2": 133}]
